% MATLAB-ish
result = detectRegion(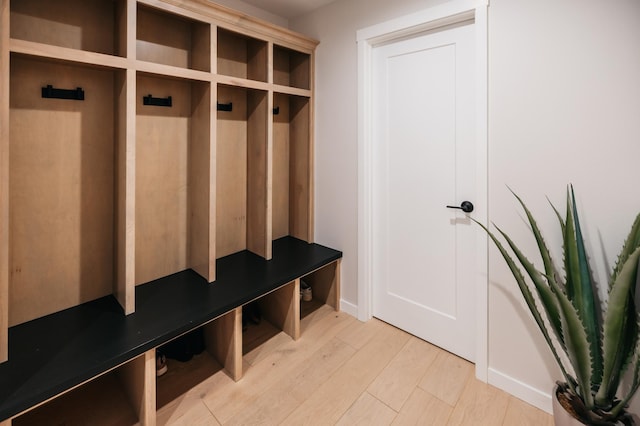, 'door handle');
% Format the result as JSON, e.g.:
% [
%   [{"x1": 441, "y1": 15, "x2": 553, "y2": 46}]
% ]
[{"x1": 446, "y1": 201, "x2": 474, "y2": 213}]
